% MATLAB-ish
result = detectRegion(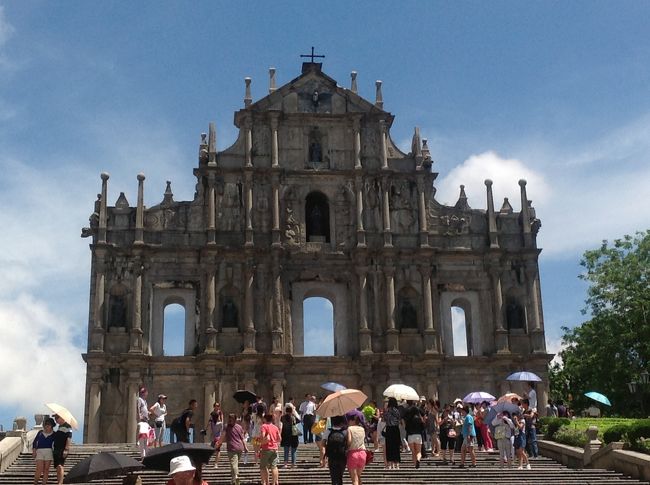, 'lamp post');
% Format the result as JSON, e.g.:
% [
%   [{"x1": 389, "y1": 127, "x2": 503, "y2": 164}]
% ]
[{"x1": 627, "y1": 370, "x2": 650, "y2": 417}]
